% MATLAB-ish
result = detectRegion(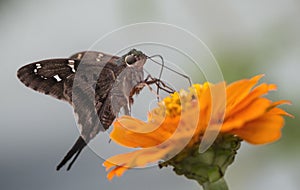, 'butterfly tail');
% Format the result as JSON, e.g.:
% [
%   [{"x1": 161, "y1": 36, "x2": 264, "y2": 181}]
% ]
[{"x1": 56, "y1": 136, "x2": 87, "y2": 171}]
